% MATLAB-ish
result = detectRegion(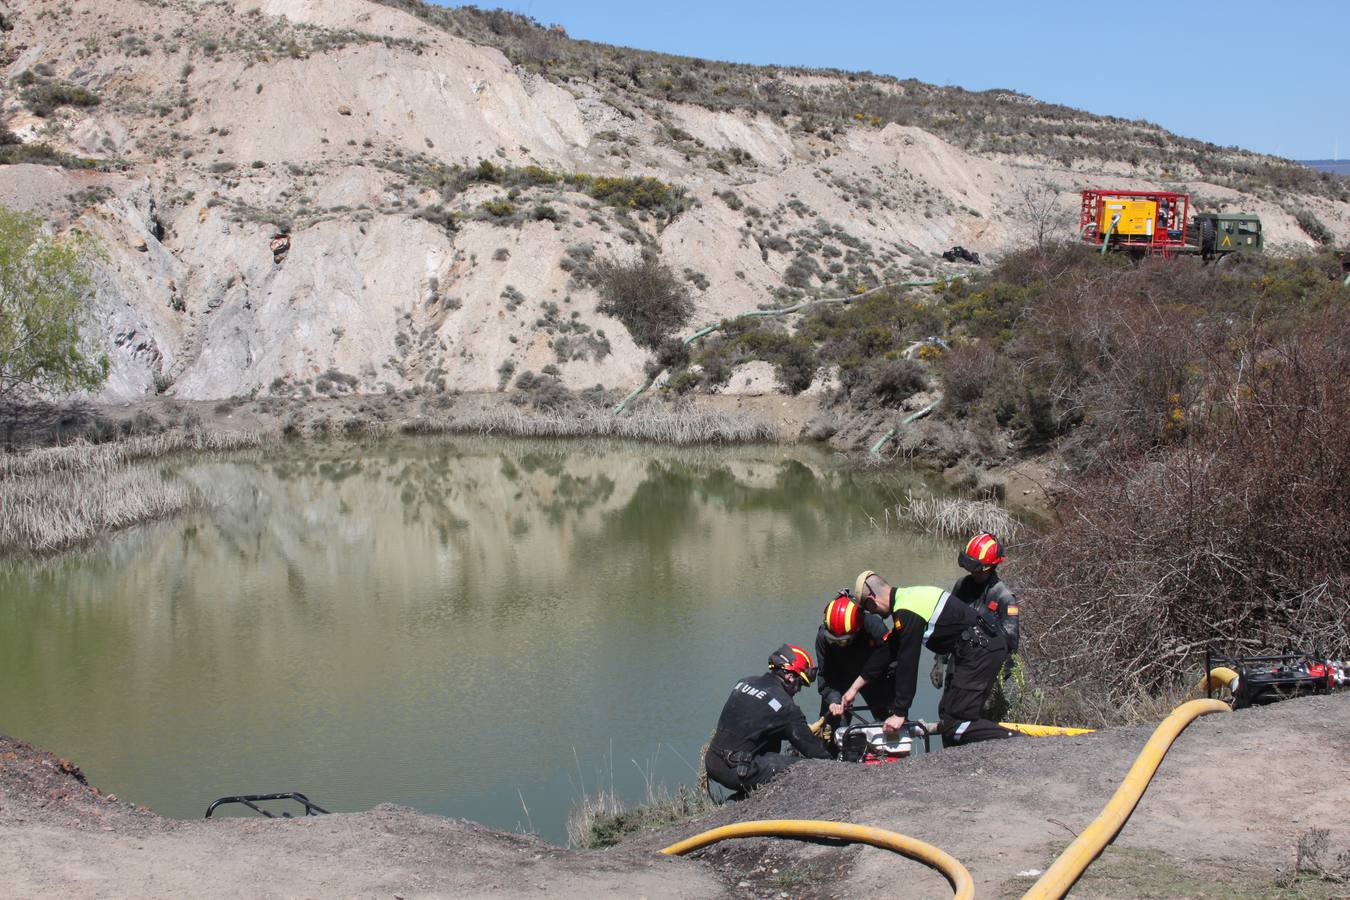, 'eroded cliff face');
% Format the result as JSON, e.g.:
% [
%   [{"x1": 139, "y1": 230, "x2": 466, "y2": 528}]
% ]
[{"x1": 3, "y1": 0, "x2": 1347, "y2": 401}]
